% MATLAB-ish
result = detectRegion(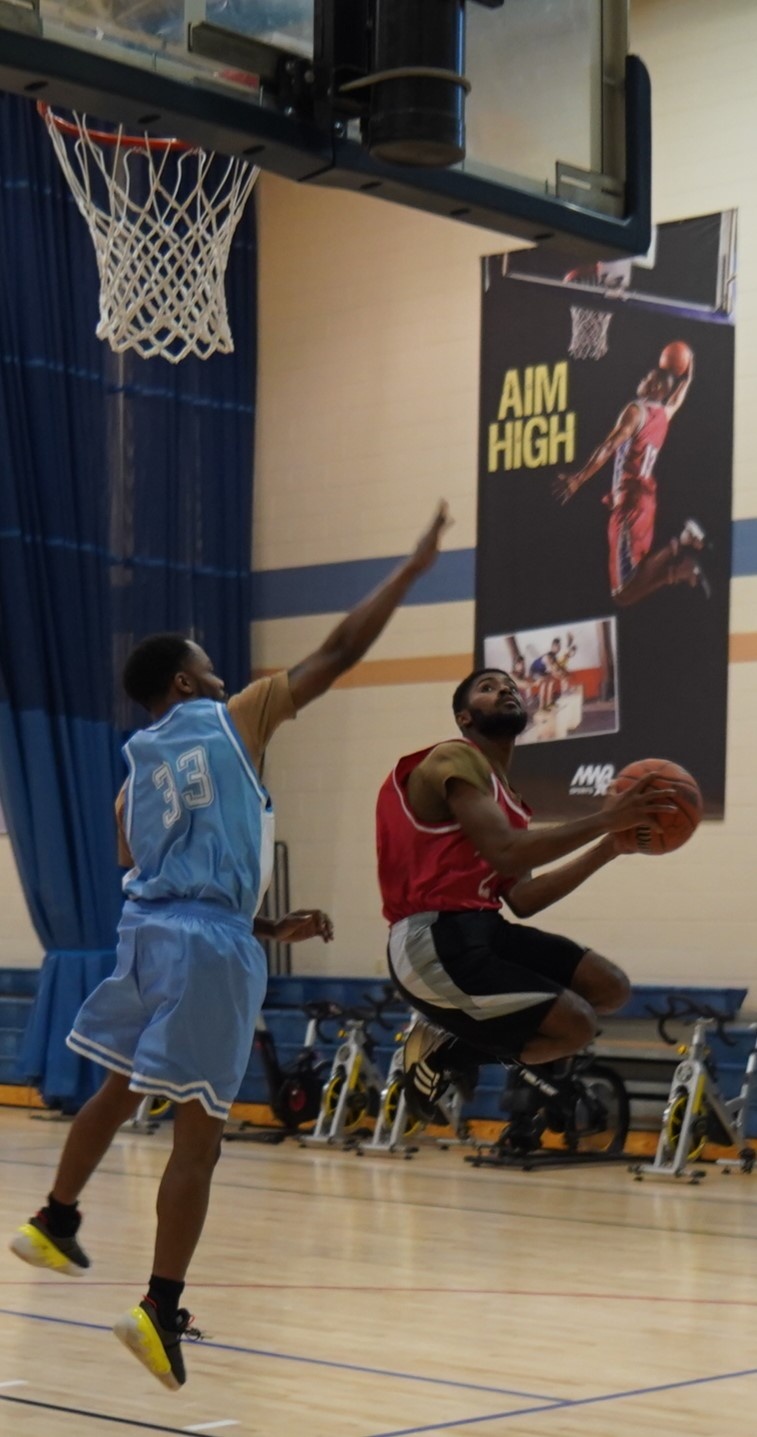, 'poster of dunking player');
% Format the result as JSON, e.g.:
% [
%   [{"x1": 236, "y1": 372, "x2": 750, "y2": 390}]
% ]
[{"x1": 476, "y1": 212, "x2": 736, "y2": 819}]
